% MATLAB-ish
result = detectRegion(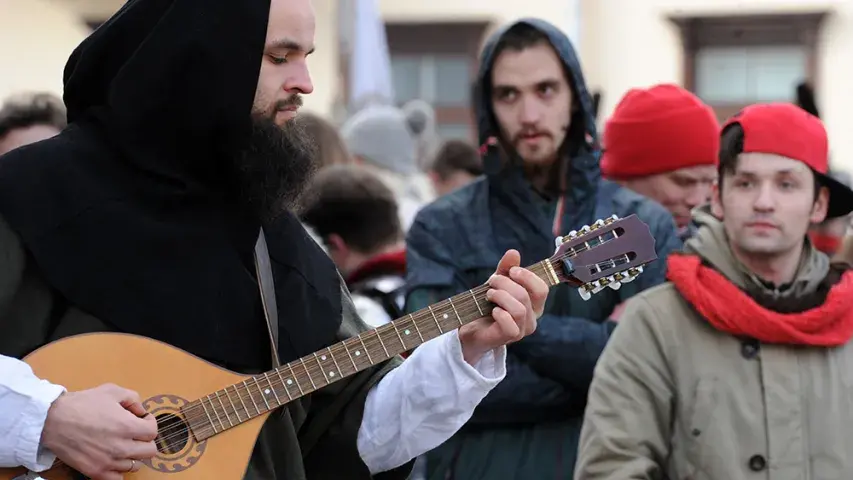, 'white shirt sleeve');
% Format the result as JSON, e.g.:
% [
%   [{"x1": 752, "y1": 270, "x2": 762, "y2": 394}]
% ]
[
  {"x1": 356, "y1": 330, "x2": 507, "y2": 474},
  {"x1": 0, "y1": 354, "x2": 65, "y2": 472}
]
